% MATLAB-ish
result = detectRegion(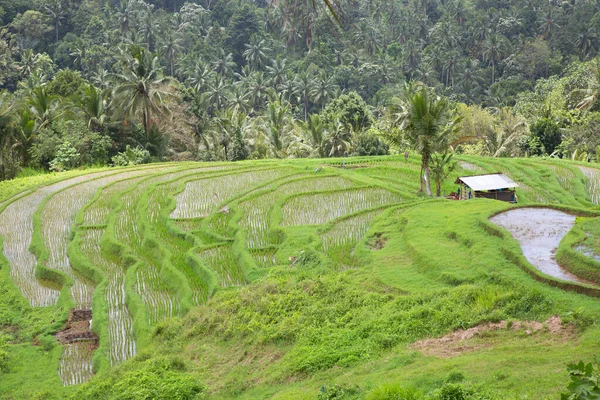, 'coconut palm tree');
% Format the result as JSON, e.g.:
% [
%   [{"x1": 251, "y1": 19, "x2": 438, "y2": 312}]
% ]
[
  {"x1": 266, "y1": 58, "x2": 288, "y2": 88},
  {"x1": 390, "y1": 84, "x2": 457, "y2": 195},
  {"x1": 310, "y1": 71, "x2": 337, "y2": 111},
  {"x1": 326, "y1": 117, "x2": 353, "y2": 157},
  {"x1": 0, "y1": 93, "x2": 16, "y2": 180},
  {"x1": 77, "y1": 84, "x2": 109, "y2": 132},
  {"x1": 211, "y1": 49, "x2": 236, "y2": 77},
  {"x1": 27, "y1": 86, "x2": 61, "y2": 128},
  {"x1": 160, "y1": 29, "x2": 183, "y2": 76},
  {"x1": 293, "y1": 73, "x2": 314, "y2": 120},
  {"x1": 482, "y1": 34, "x2": 509, "y2": 84},
  {"x1": 205, "y1": 75, "x2": 230, "y2": 112},
  {"x1": 296, "y1": 113, "x2": 327, "y2": 157},
  {"x1": 111, "y1": 45, "x2": 173, "y2": 139},
  {"x1": 572, "y1": 58, "x2": 600, "y2": 110},
  {"x1": 430, "y1": 152, "x2": 456, "y2": 197},
  {"x1": 243, "y1": 39, "x2": 271, "y2": 69}
]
